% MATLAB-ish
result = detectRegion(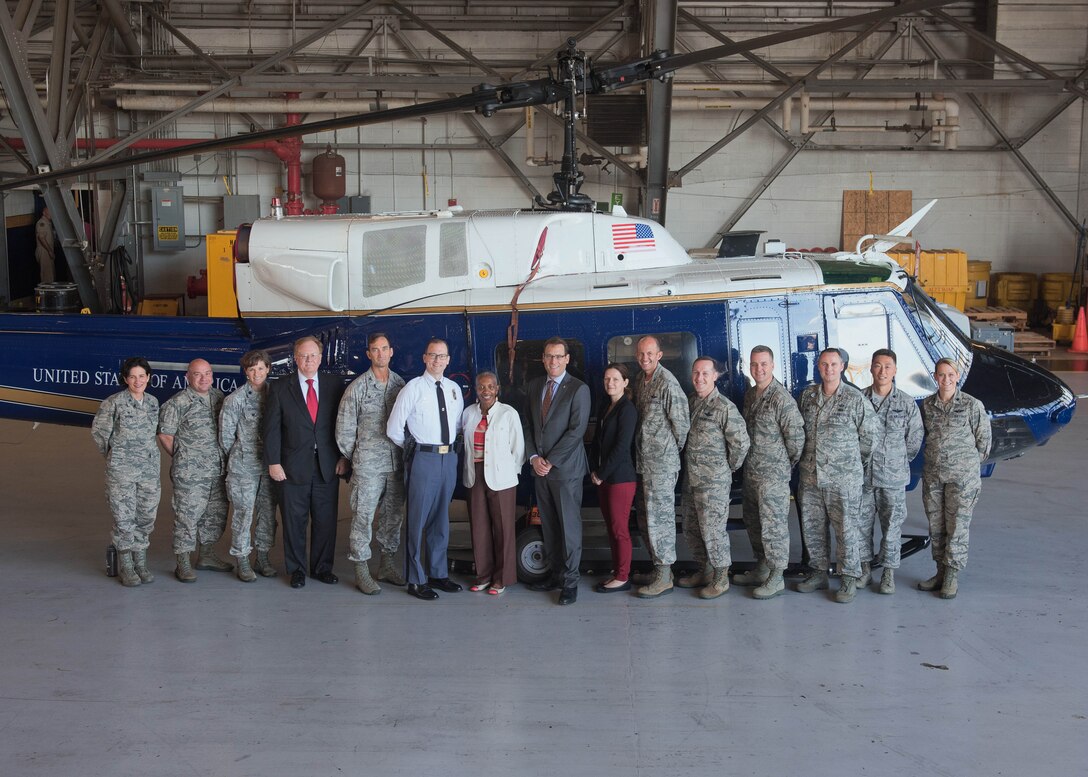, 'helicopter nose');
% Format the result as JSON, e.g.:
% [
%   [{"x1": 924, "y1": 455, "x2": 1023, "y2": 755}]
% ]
[{"x1": 962, "y1": 342, "x2": 1076, "y2": 461}]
